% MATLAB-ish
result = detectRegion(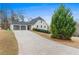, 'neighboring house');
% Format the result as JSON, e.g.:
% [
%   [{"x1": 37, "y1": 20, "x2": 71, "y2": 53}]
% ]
[{"x1": 10, "y1": 17, "x2": 49, "y2": 30}]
